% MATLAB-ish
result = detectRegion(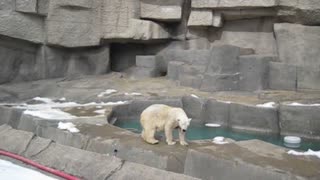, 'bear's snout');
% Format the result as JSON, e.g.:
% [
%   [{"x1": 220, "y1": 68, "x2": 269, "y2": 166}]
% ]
[{"x1": 182, "y1": 129, "x2": 186, "y2": 132}]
